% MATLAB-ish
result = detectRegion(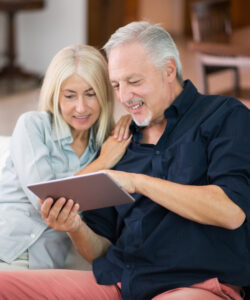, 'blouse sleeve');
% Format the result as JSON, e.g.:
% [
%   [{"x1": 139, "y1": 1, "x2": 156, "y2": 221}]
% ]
[{"x1": 10, "y1": 111, "x2": 57, "y2": 211}]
